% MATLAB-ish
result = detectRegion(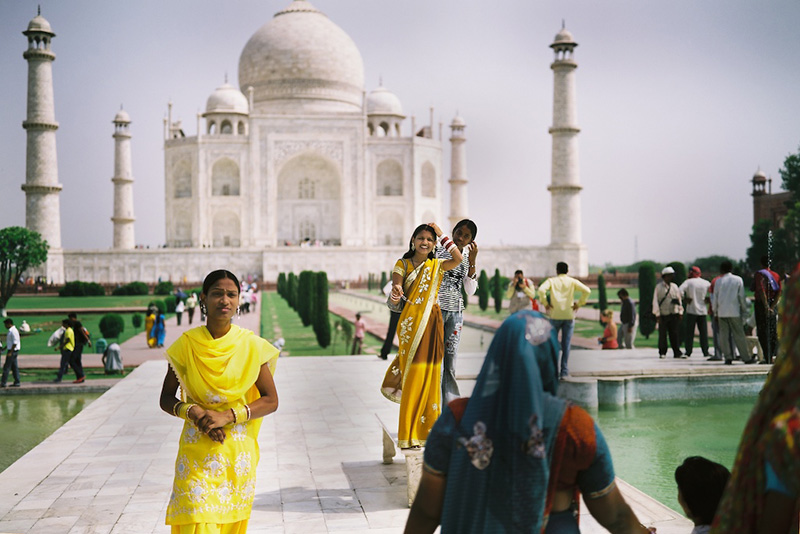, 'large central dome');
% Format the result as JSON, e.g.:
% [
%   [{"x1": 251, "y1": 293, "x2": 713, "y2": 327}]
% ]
[{"x1": 238, "y1": 0, "x2": 365, "y2": 114}]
